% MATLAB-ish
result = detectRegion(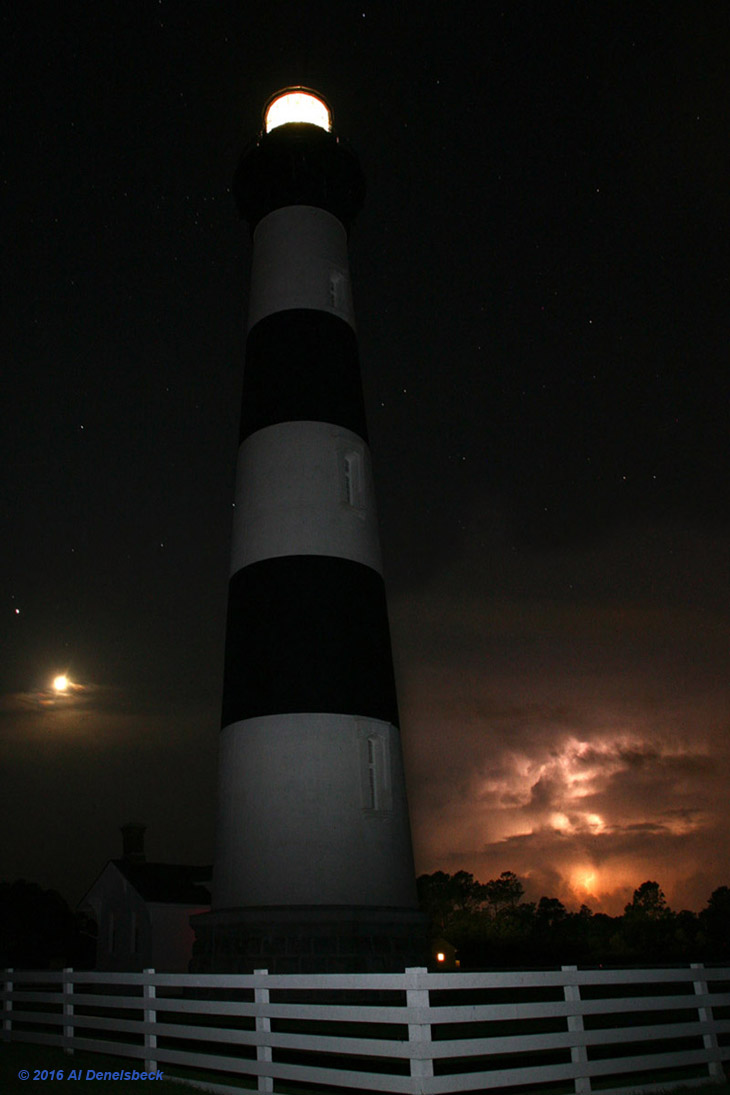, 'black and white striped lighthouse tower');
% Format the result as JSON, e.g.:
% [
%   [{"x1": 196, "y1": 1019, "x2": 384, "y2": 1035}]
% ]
[{"x1": 192, "y1": 89, "x2": 425, "y2": 972}]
